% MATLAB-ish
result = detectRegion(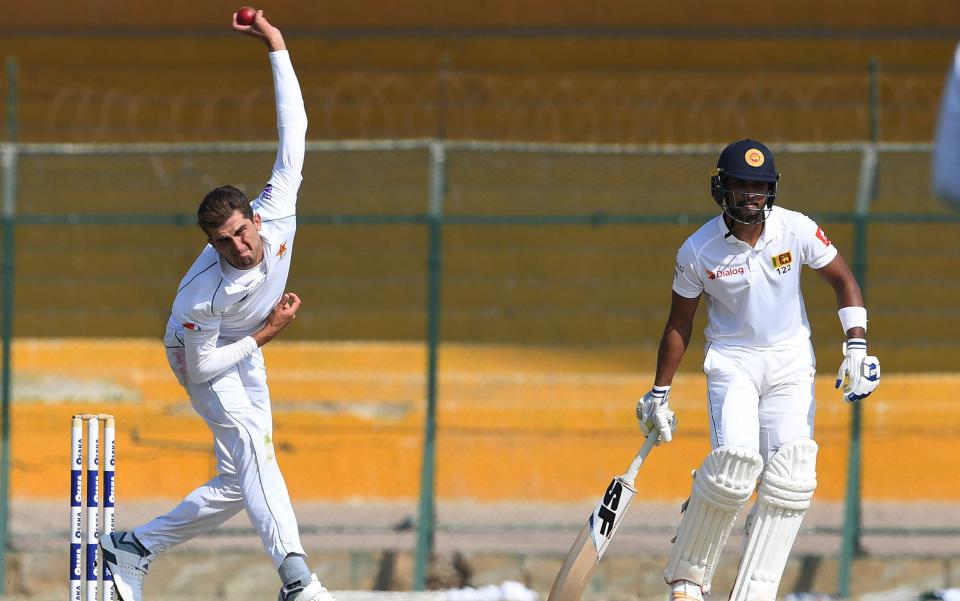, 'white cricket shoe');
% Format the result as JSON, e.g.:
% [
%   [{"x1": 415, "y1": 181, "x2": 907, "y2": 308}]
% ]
[
  {"x1": 279, "y1": 574, "x2": 336, "y2": 601},
  {"x1": 669, "y1": 580, "x2": 705, "y2": 601},
  {"x1": 100, "y1": 531, "x2": 154, "y2": 601}
]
